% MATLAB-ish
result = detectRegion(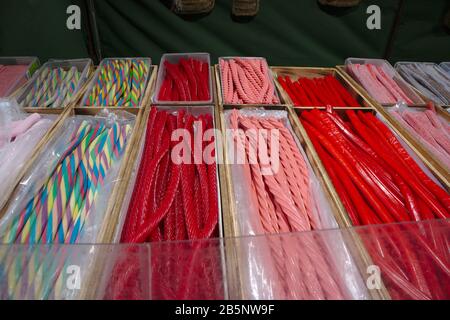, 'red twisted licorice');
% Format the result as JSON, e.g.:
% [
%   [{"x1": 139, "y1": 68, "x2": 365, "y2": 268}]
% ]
[
  {"x1": 120, "y1": 107, "x2": 219, "y2": 242},
  {"x1": 114, "y1": 107, "x2": 220, "y2": 299},
  {"x1": 158, "y1": 58, "x2": 210, "y2": 102}
]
